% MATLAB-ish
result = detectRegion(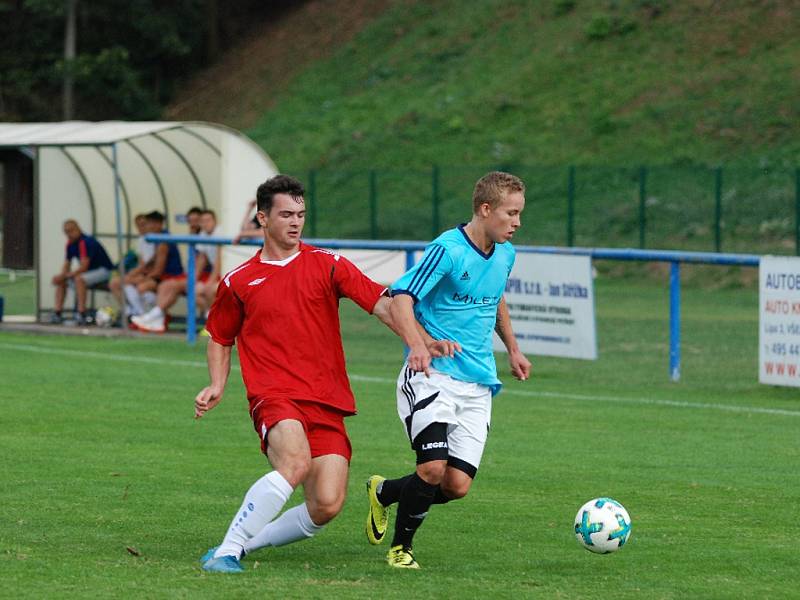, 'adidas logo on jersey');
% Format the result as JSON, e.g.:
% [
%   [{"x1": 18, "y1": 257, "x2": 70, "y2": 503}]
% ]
[
  {"x1": 460, "y1": 271, "x2": 470, "y2": 280},
  {"x1": 248, "y1": 277, "x2": 267, "y2": 286}
]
